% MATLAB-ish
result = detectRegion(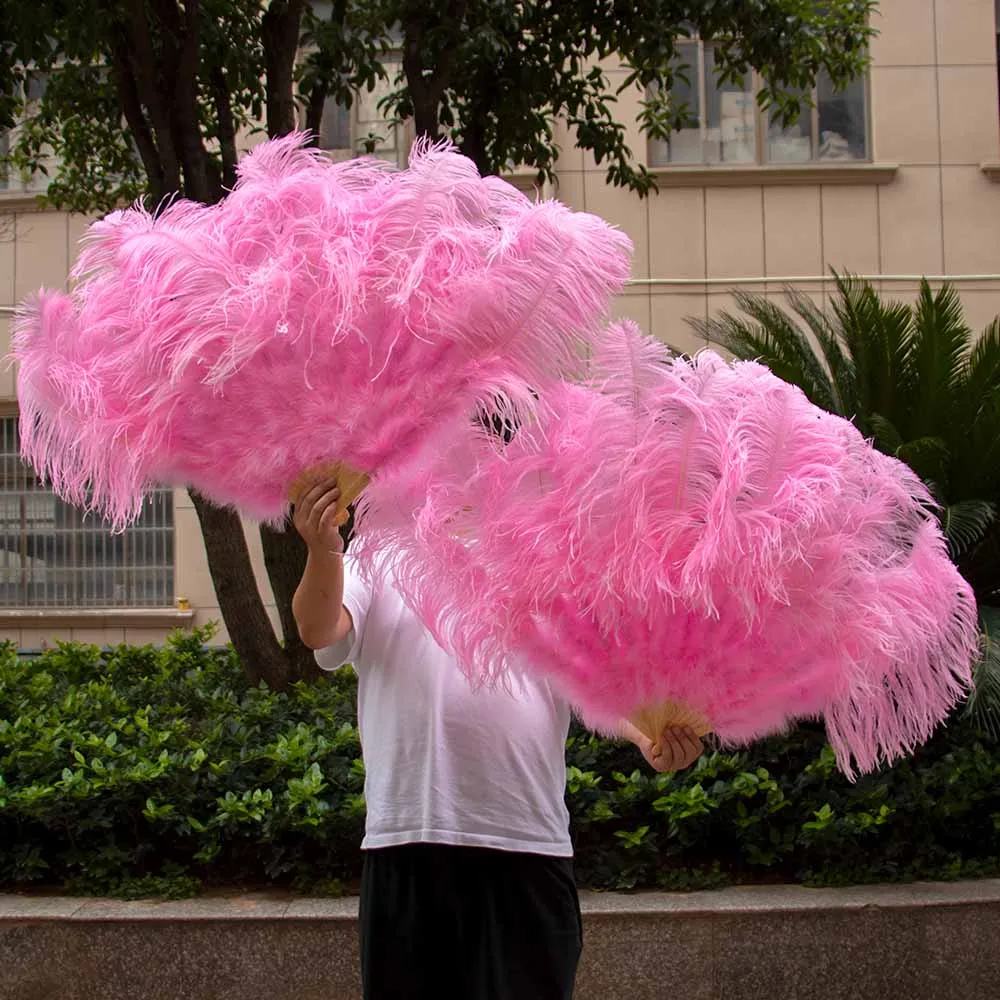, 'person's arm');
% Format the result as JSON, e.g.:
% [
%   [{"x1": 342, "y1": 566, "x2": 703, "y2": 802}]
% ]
[
  {"x1": 291, "y1": 476, "x2": 354, "y2": 650},
  {"x1": 620, "y1": 720, "x2": 704, "y2": 773}
]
